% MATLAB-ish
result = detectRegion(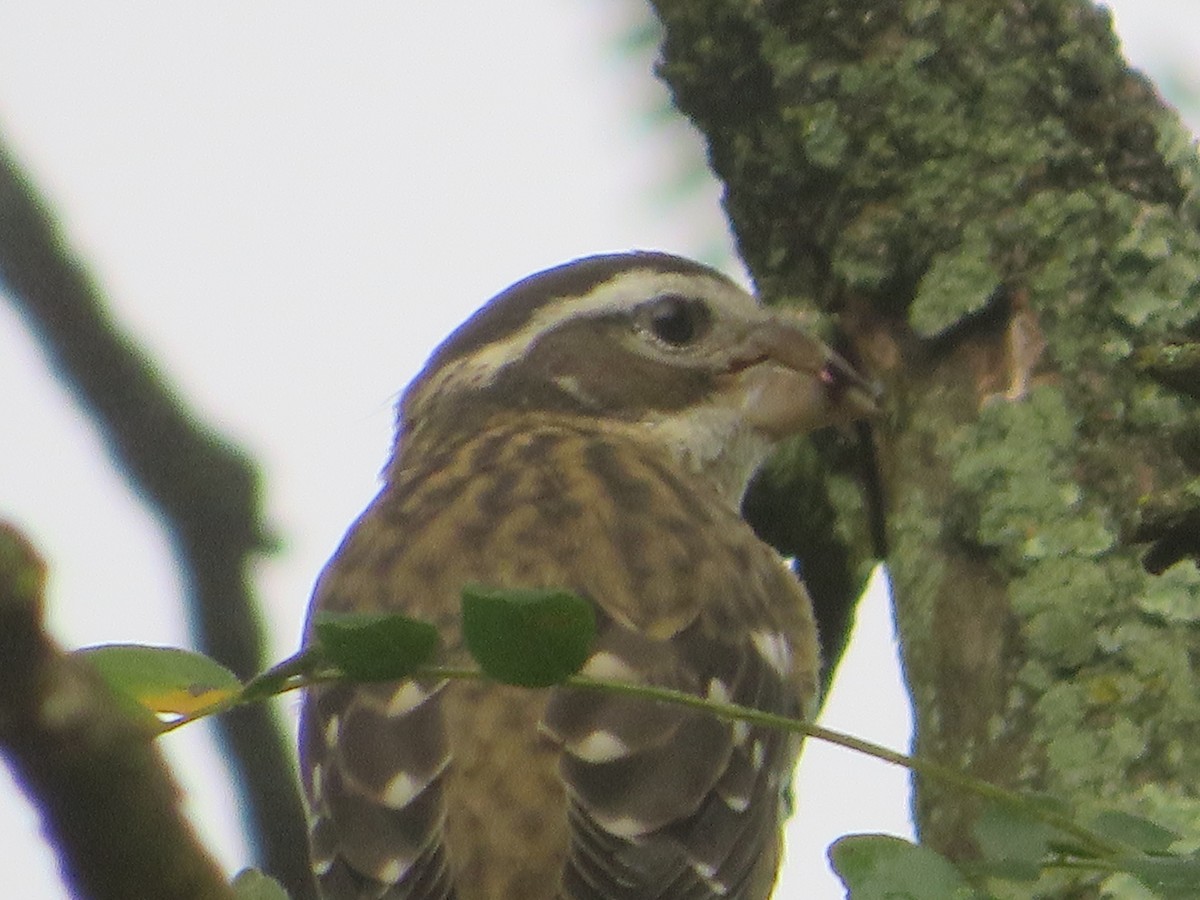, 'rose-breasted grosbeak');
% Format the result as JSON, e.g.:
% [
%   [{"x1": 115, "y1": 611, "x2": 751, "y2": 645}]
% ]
[{"x1": 300, "y1": 252, "x2": 877, "y2": 899}]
